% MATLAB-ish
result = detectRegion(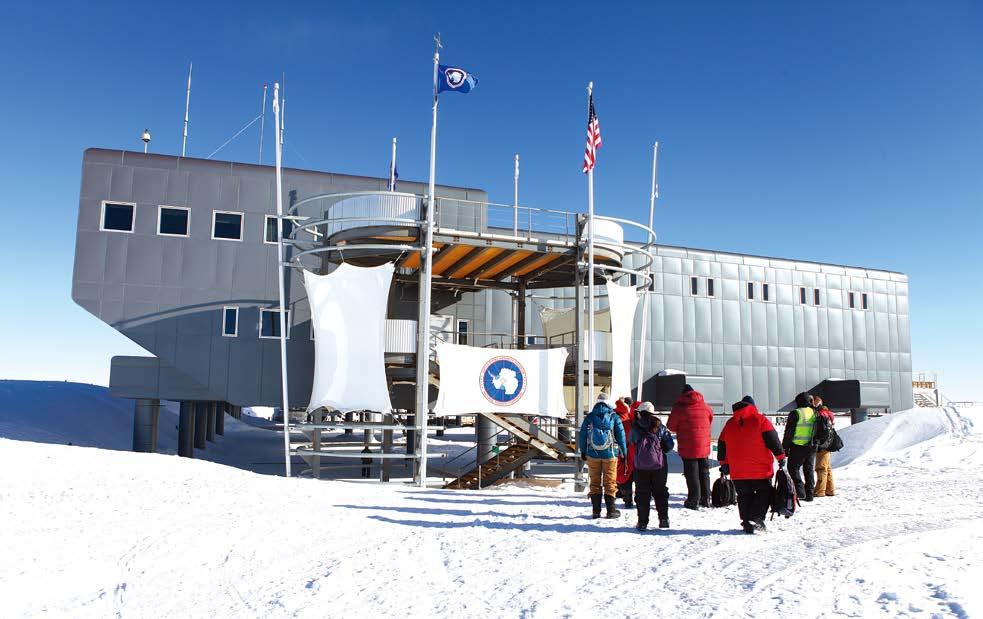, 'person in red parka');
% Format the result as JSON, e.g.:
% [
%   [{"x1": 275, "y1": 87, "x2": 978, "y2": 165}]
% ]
[
  {"x1": 615, "y1": 398, "x2": 636, "y2": 508},
  {"x1": 667, "y1": 384, "x2": 715, "y2": 509},
  {"x1": 717, "y1": 396, "x2": 786, "y2": 534}
]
